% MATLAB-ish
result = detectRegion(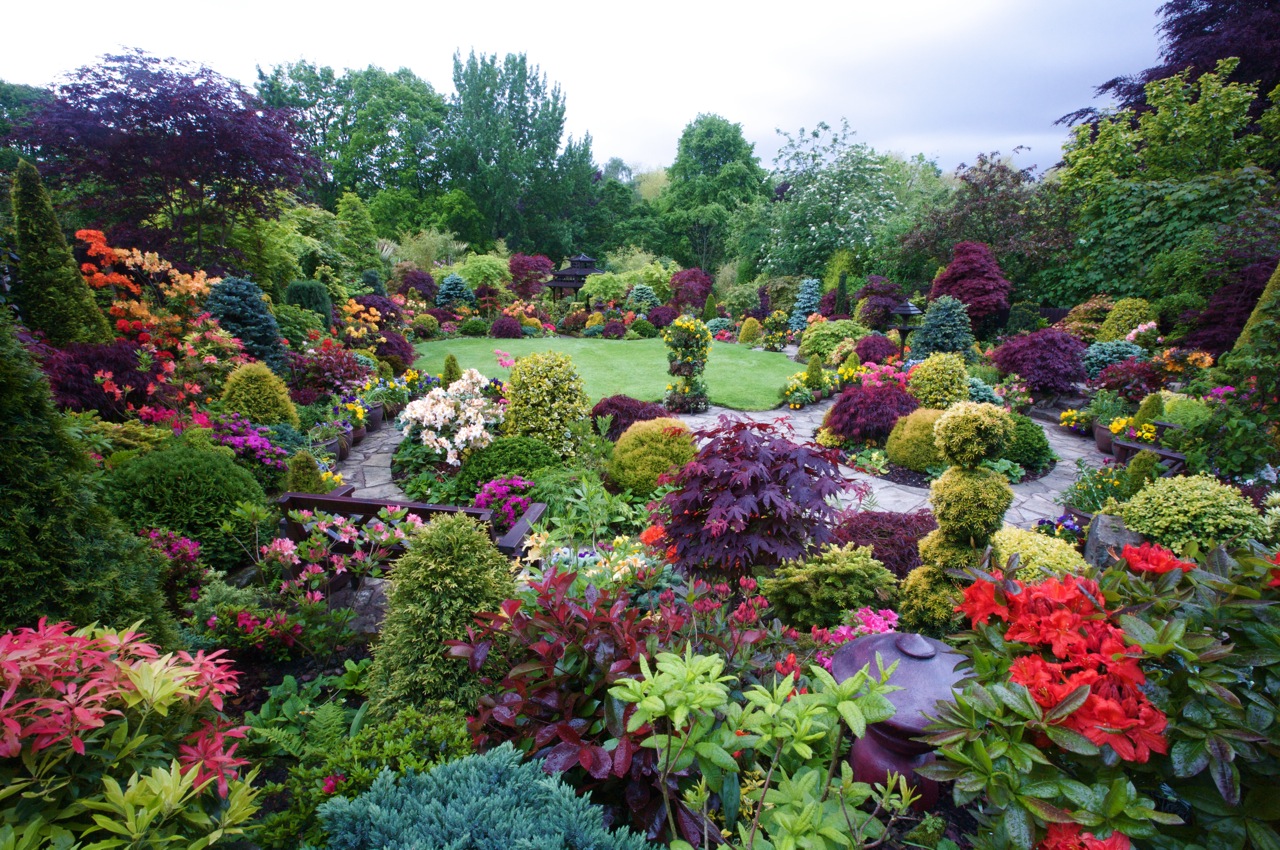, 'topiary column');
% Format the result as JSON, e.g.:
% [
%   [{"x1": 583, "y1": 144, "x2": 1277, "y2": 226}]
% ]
[
  {"x1": 899, "y1": 402, "x2": 1015, "y2": 634},
  {"x1": 662, "y1": 316, "x2": 711, "y2": 414},
  {"x1": 10, "y1": 160, "x2": 112, "y2": 345},
  {"x1": 788, "y1": 277, "x2": 822, "y2": 332}
]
